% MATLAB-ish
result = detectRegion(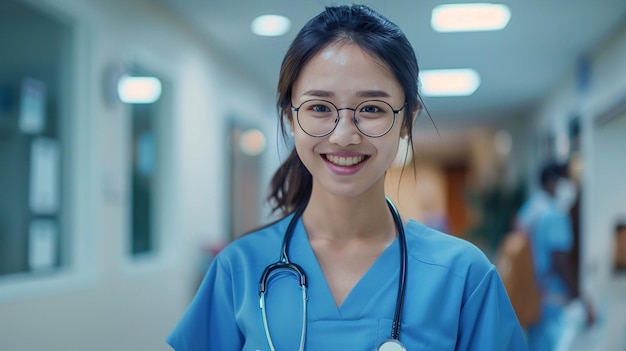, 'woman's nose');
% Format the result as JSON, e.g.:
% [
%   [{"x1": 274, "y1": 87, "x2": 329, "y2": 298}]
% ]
[{"x1": 328, "y1": 110, "x2": 361, "y2": 145}]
